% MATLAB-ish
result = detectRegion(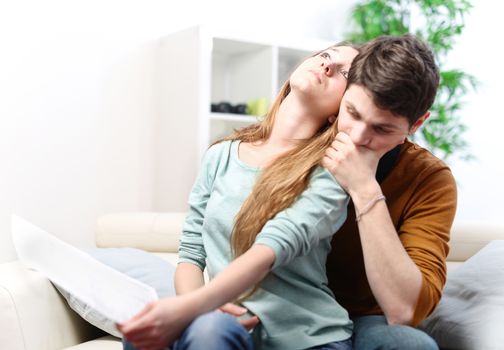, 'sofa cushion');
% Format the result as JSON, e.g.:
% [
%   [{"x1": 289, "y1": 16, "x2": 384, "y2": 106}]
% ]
[
  {"x1": 56, "y1": 248, "x2": 176, "y2": 338},
  {"x1": 421, "y1": 240, "x2": 504, "y2": 350}
]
